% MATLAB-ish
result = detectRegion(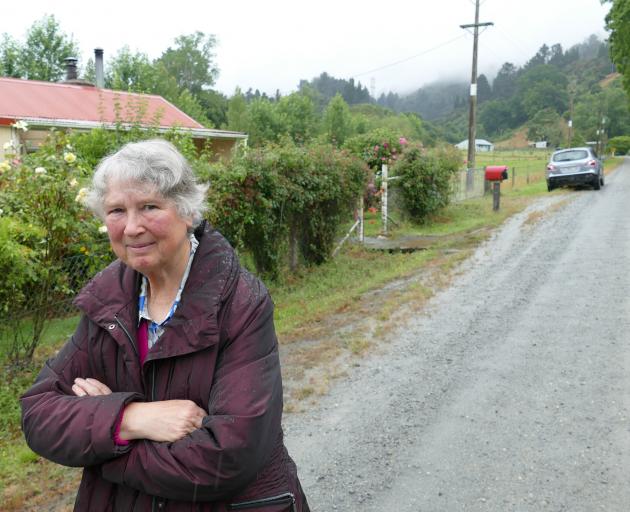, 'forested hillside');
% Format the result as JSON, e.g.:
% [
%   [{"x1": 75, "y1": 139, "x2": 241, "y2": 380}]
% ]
[{"x1": 373, "y1": 35, "x2": 629, "y2": 146}]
